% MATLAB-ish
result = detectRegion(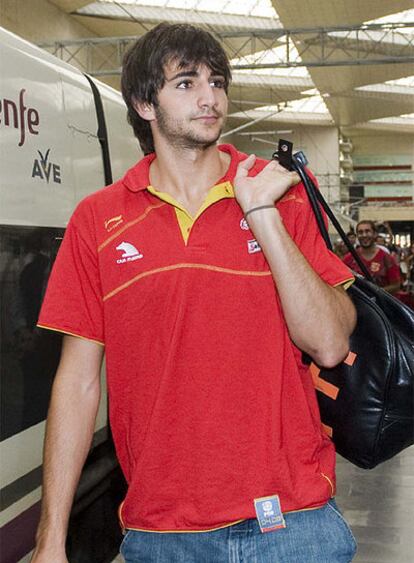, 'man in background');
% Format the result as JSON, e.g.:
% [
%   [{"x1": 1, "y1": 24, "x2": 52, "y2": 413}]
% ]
[{"x1": 343, "y1": 220, "x2": 400, "y2": 294}]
